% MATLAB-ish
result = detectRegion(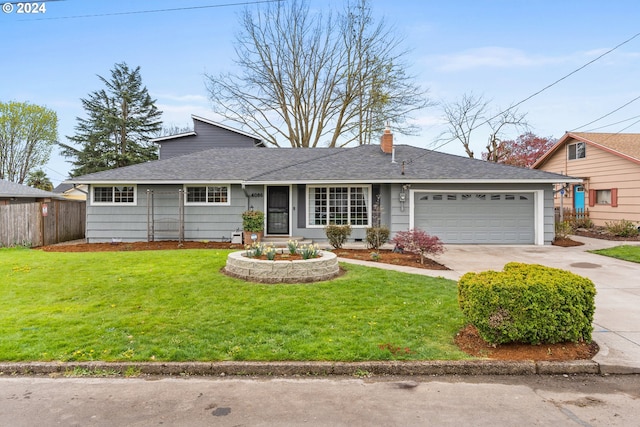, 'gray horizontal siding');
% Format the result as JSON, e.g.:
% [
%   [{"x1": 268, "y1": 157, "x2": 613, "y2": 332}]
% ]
[
  {"x1": 85, "y1": 181, "x2": 556, "y2": 244},
  {"x1": 159, "y1": 120, "x2": 261, "y2": 160},
  {"x1": 86, "y1": 184, "x2": 249, "y2": 243}
]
